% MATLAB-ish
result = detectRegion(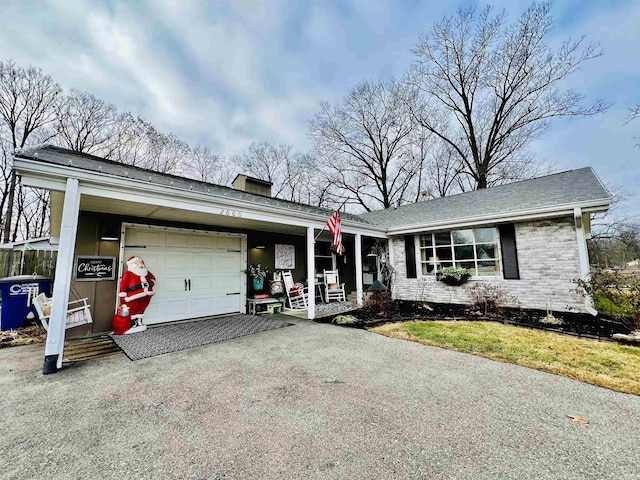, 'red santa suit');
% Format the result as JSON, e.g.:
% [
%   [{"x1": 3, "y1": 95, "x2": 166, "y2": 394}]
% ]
[{"x1": 119, "y1": 256, "x2": 156, "y2": 321}]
